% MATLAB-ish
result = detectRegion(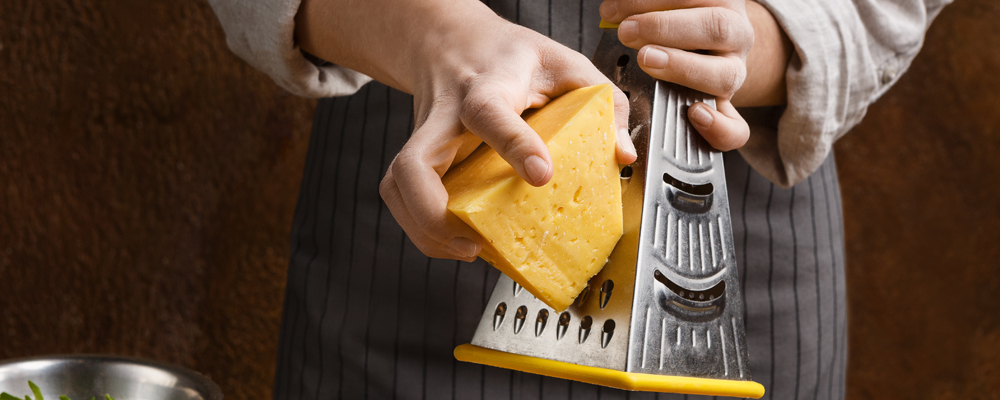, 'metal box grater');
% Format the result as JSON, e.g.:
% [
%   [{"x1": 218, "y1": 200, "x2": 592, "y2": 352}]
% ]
[{"x1": 454, "y1": 25, "x2": 764, "y2": 398}]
